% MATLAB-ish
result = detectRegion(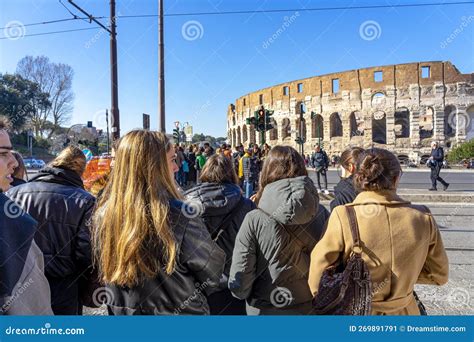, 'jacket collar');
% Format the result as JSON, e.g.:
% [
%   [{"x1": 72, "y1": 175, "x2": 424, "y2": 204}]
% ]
[
  {"x1": 30, "y1": 166, "x2": 84, "y2": 189},
  {"x1": 350, "y1": 190, "x2": 411, "y2": 206}
]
